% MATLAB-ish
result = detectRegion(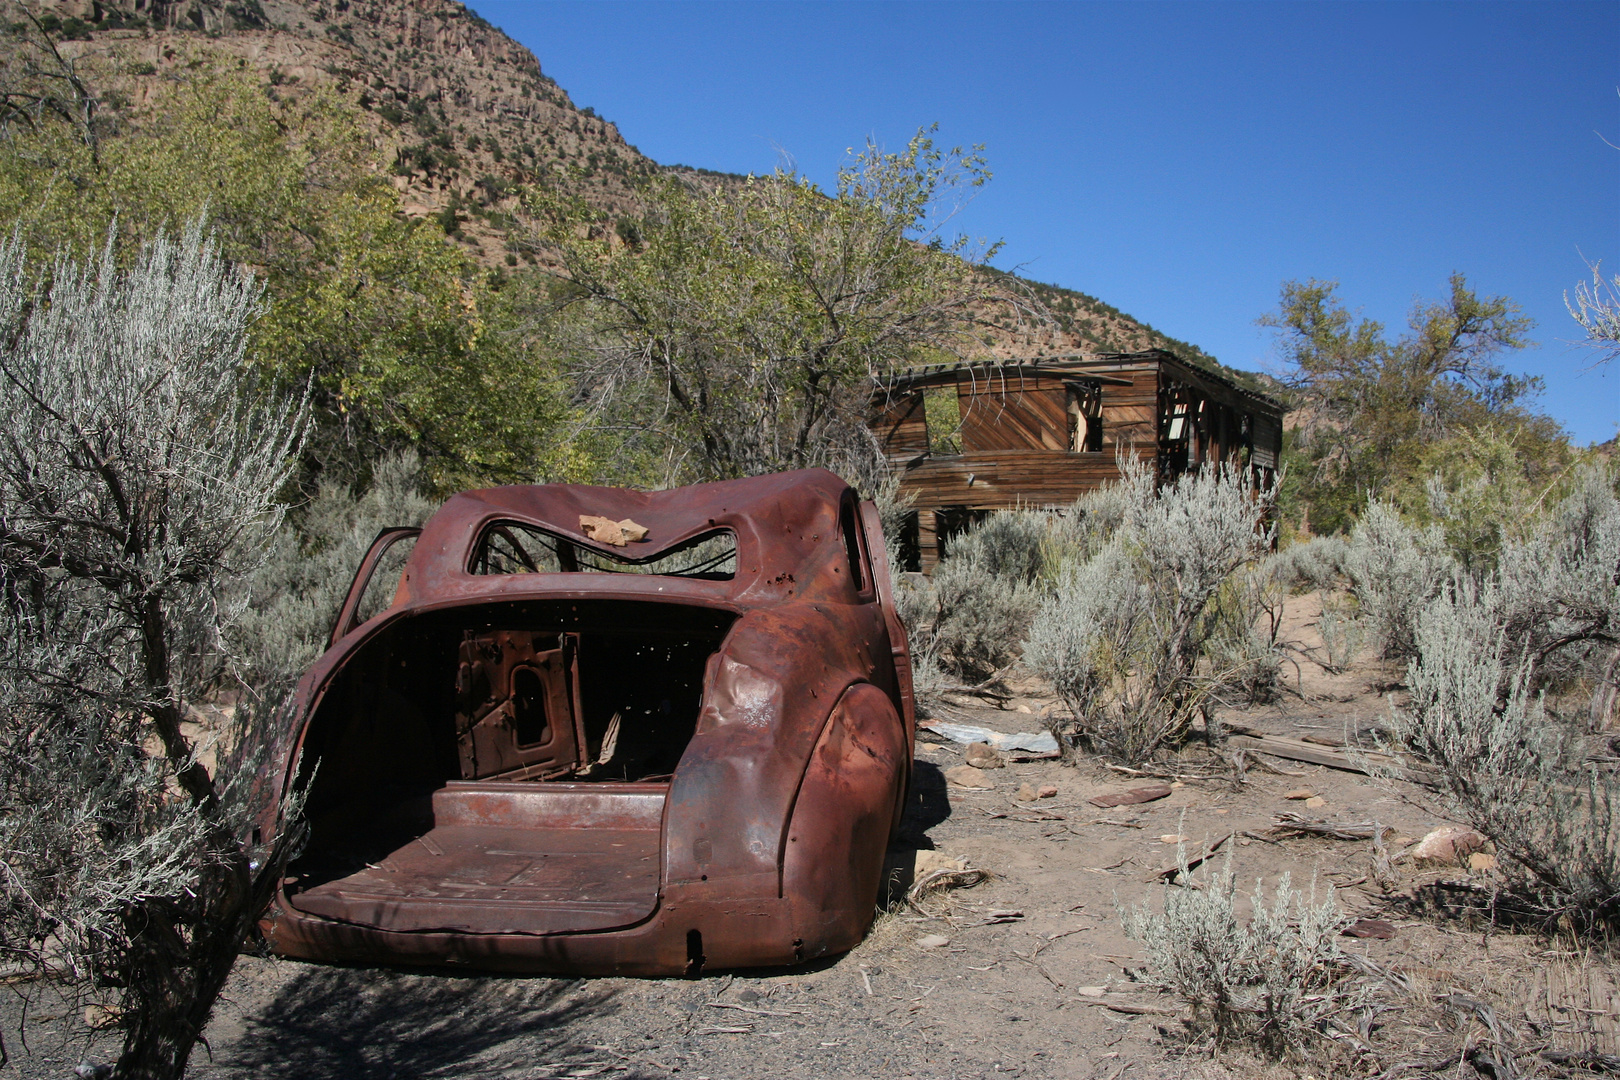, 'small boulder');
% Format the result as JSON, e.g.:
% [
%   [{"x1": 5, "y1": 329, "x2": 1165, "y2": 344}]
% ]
[
  {"x1": 1468, "y1": 852, "x2": 1497, "y2": 873},
  {"x1": 944, "y1": 764, "x2": 994, "y2": 789},
  {"x1": 1037, "y1": 784, "x2": 1059, "y2": 799},
  {"x1": 1410, "y1": 825, "x2": 1488, "y2": 866},
  {"x1": 1303, "y1": 796, "x2": 1327, "y2": 809},
  {"x1": 1015, "y1": 783, "x2": 1037, "y2": 802},
  {"x1": 965, "y1": 742, "x2": 1005, "y2": 769}
]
